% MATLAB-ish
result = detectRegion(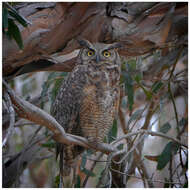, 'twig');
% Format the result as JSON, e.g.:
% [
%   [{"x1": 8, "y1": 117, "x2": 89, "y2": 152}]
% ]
[
  {"x1": 111, "y1": 130, "x2": 187, "y2": 148},
  {"x1": 174, "y1": 68, "x2": 187, "y2": 77},
  {"x1": 174, "y1": 157, "x2": 182, "y2": 187},
  {"x1": 129, "y1": 103, "x2": 149, "y2": 132},
  {"x1": 137, "y1": 161, "x2": 154, "y2": 187},
  {"x1": 2, "y1": 92, "x2": 15, "y2": 147},
  {"x1": 28, "y1": 126, "x2": 43, "y2": 145},
  {"x1": 168, "y1": 81, "x2": 179, "y2": 131},
  {"x1": 167, "y1": 47, "x2": 187, "y2": 185},
  {"x1": 118, "y1": 89, "x2": 128, "y2": 134},
  {"x1": 3, "y1": 133, "x2": 50, "y2": 187},
  {"x1": 82, "y1": 152, "x2": 104, "y2": 187},
  {"x1": 108, "y1": 170, "x2": 112, "y2": 187},
  {"x1": 35, "y1": 154, "x2": 53, "y2": 161},
  {"x1": 137, "y1": 167, "x2": 146, "y2": 187},
  {"x1": 14, "y1": 122, "x2": 37, "y2": 127},
  {"x1": 169, "y1": 157, "x2": 173, "y2": 187},
  {"x1": 109, "y1": 167, "x2": 183, "y2": 185},
  {"x1": 113, "y1": 134, "x2": 145, "y2": 164},
  {"x1": 141, "y1": 101, "x2": 155, "y2": 130},
  {"x1": 86, "y1": 157, "x2": 107, "y2": 163},
  {"x1": 168, "y1": 47, "x2": 183, "y2": 132},
  {"x1": 171, "y1": 162, "x2": 181, "y2": 178},
  {"x1": 96, "y1": 149, "x2": 126, "y2": 188},
  {"x1": 179, "y1": 147, "x2": 188, "y2": 183}
]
